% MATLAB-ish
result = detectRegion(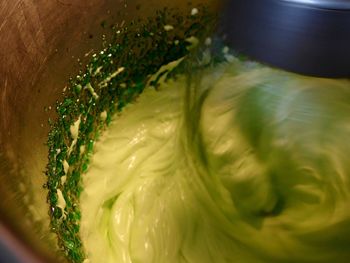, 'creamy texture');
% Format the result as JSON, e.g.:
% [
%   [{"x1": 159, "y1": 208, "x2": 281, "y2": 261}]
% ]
[{"x1": 80, "y1": 60, "x2": 350, "y2": 263}]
